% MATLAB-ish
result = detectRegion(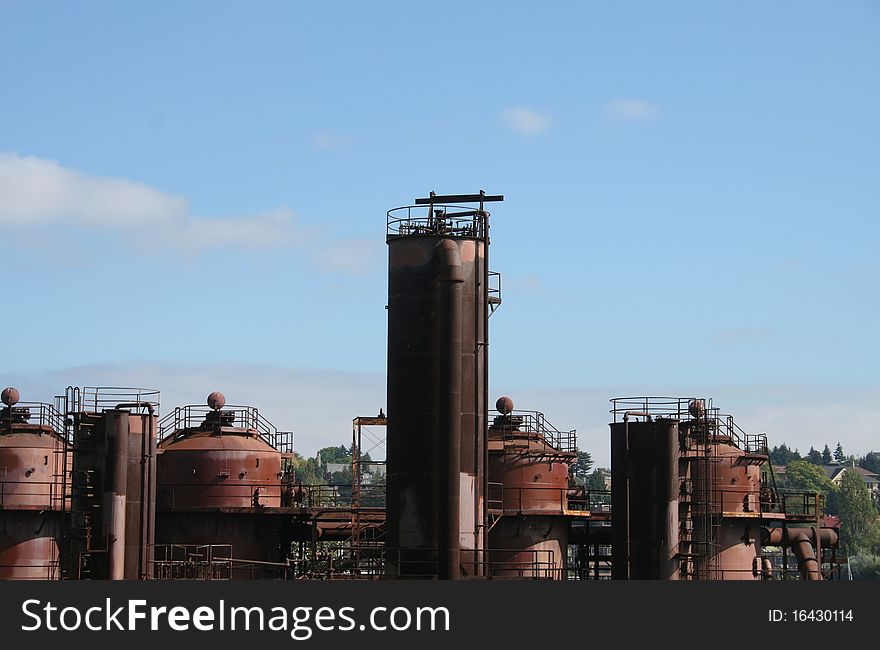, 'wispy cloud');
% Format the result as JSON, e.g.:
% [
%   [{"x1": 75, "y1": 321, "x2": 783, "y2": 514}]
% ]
[
  {"x1": 604, "y1": 98, "x2": 659, "y2": 121},
  {"x1": 0, "y1": 153, "x2": 373, "y2": 272},
  {"x1": 0, "y1": 153, "x2": 186, "y2": 227},
  {"x1": 311, "y1": 131, "x2": 353, "y2": 151},
  {"x1": 500, "y1": 106, "x2": 551, "y2": 135}
]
